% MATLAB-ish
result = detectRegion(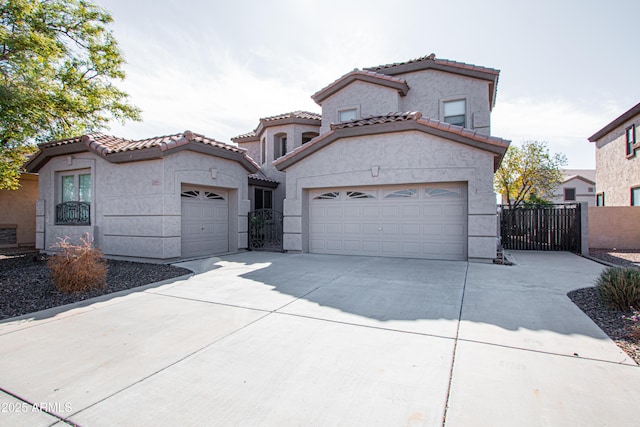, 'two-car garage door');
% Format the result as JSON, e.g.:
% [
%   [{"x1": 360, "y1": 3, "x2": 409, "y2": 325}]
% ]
[{"x1": 309, "y1": 183, "x2": 467, "y2": 260}]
